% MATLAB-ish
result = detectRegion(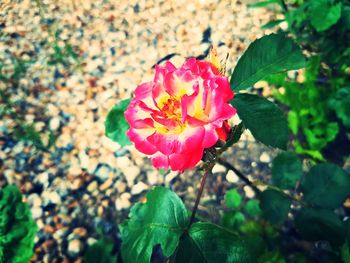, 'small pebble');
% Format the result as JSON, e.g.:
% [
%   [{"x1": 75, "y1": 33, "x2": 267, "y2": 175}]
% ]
[
  {"x1": 49, "y1": 117, "x2": 60, "y2": 130},
  {"x1": 123, "y1": 166, "x2": 140, "y2": 187},
  {"x1": 115, "y1": 193, "x2": 131, "y2": 210},
  {"x1": 87, "y1": 181, "x2": 98, "y2": 193},
  {"x1": 94, "y1": 164, "x2": 112, "y2": 182},
  {"x1": 226, "y1": 170, "x2": 239, "y2": 183},
  {"x1": 259, "y1": 152, "x2": 271, "y2": 163},
  {"x1": 212, "y1": 164, "x2": 226, "y2": 174},
  {"x1": 99, "y1": 178, "x2": 113, "y2": 191},
  {"x1": 67, "y1": 239, "x2": 83, "y2": 257},
  {"x1": 131, "y1": 181, "x2": 149, "y2": 195}
]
